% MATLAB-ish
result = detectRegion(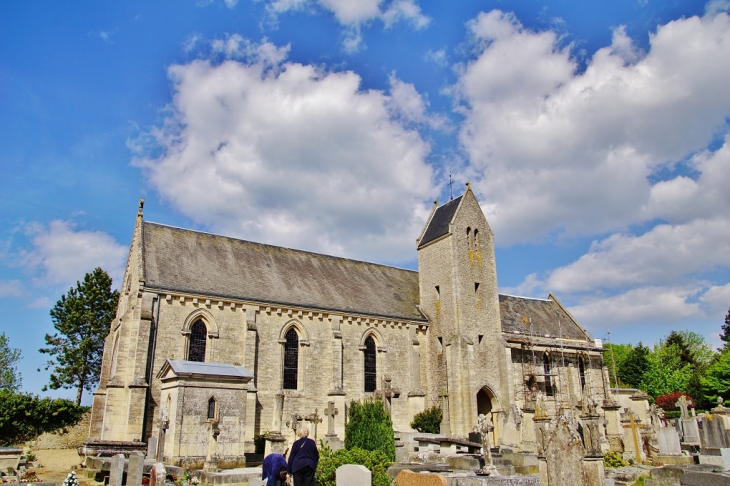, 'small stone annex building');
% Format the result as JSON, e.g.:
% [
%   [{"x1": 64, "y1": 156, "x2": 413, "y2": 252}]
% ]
[{"x1": 89, "y1": 185, "x2": 611, "y2": 466}]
